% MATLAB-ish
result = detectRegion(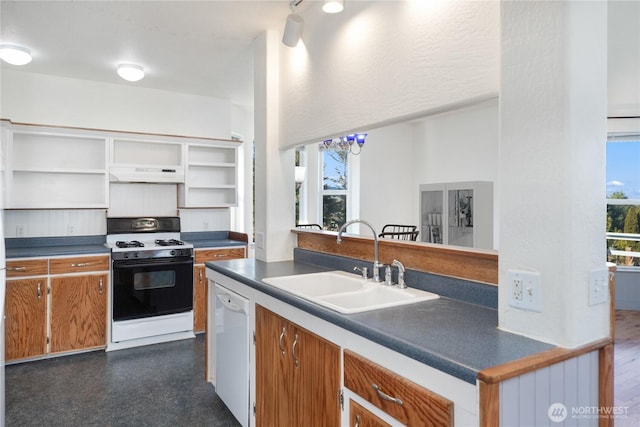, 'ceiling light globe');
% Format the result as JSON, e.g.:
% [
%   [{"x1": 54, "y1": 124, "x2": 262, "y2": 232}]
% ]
[
  {"x1": 0, "y1": 44, "x2": 32, "y2": 66},
  {"x1": 117, "y1": 63, "x2": 145, "y2": 82},
  {"x1": 322, "y1": 0, "x2": 344, "y2": 14}
]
